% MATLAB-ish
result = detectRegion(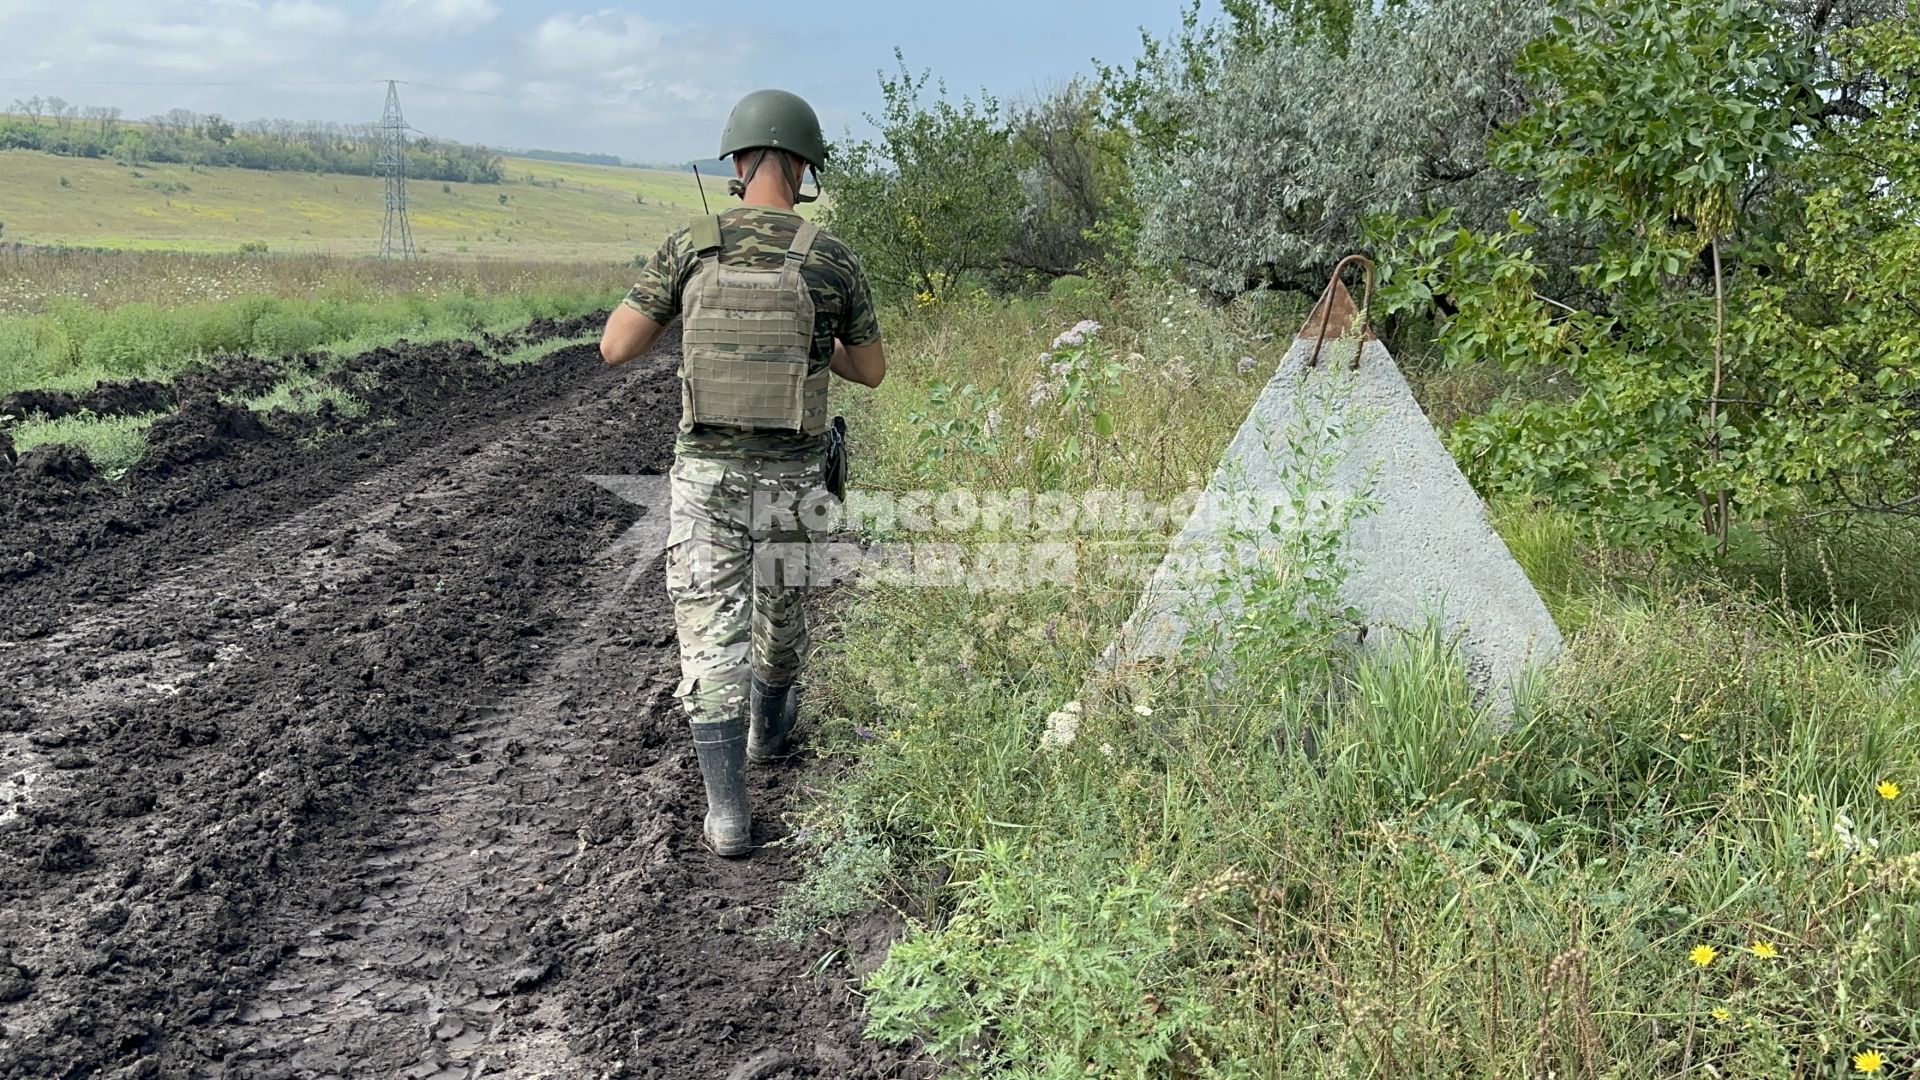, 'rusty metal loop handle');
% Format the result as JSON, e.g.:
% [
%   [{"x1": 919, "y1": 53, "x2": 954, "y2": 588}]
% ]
[{"x1": 1306, "y1": 254, "x2": 1377, "y2": 372}]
